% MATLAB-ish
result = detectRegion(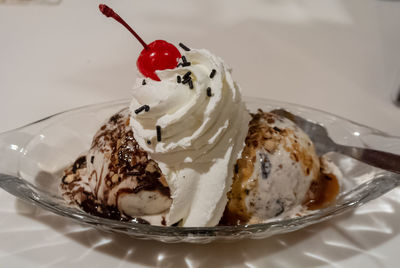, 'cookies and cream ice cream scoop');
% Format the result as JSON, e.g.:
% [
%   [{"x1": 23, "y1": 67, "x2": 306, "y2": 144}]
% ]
[{"x1": 222, "y1": 110, "x2": 339, "y2": 225}]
